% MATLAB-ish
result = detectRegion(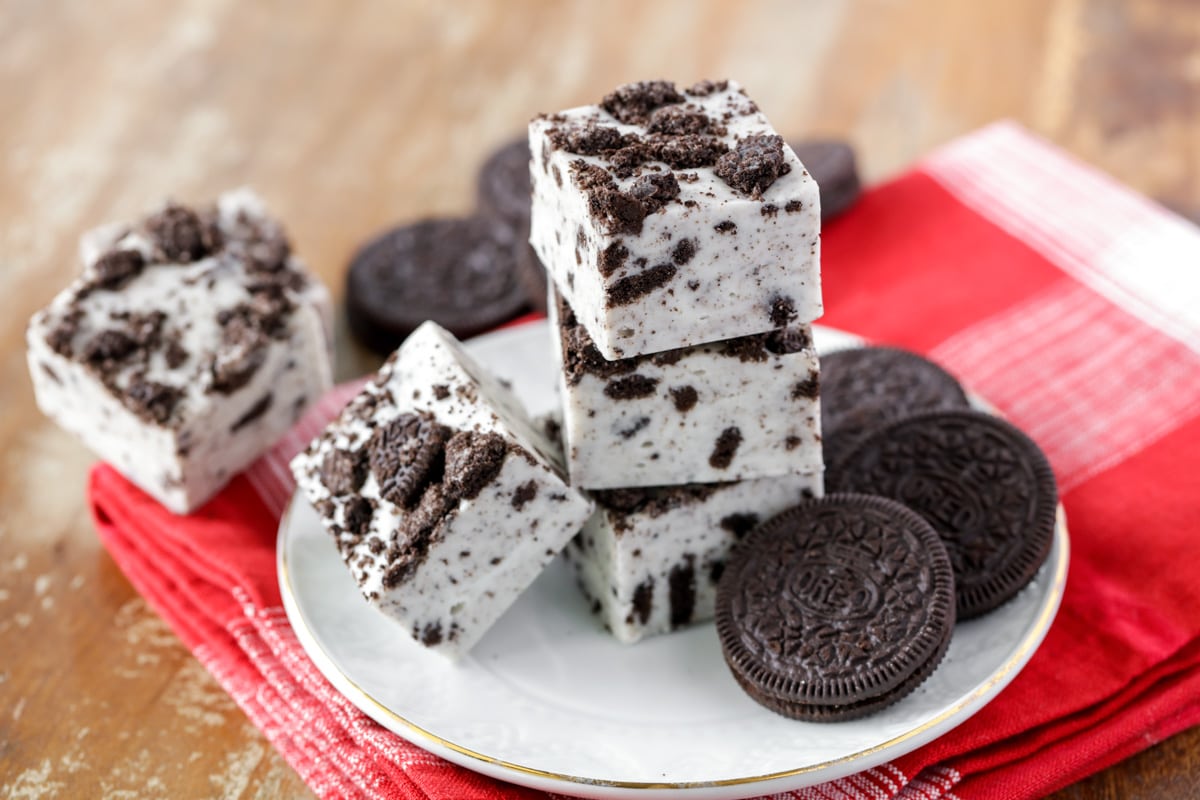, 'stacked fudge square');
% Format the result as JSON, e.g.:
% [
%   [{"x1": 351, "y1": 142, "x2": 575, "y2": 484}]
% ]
[{"x1": 529, "y1": 79, "x2": 827, "y2": 643}]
